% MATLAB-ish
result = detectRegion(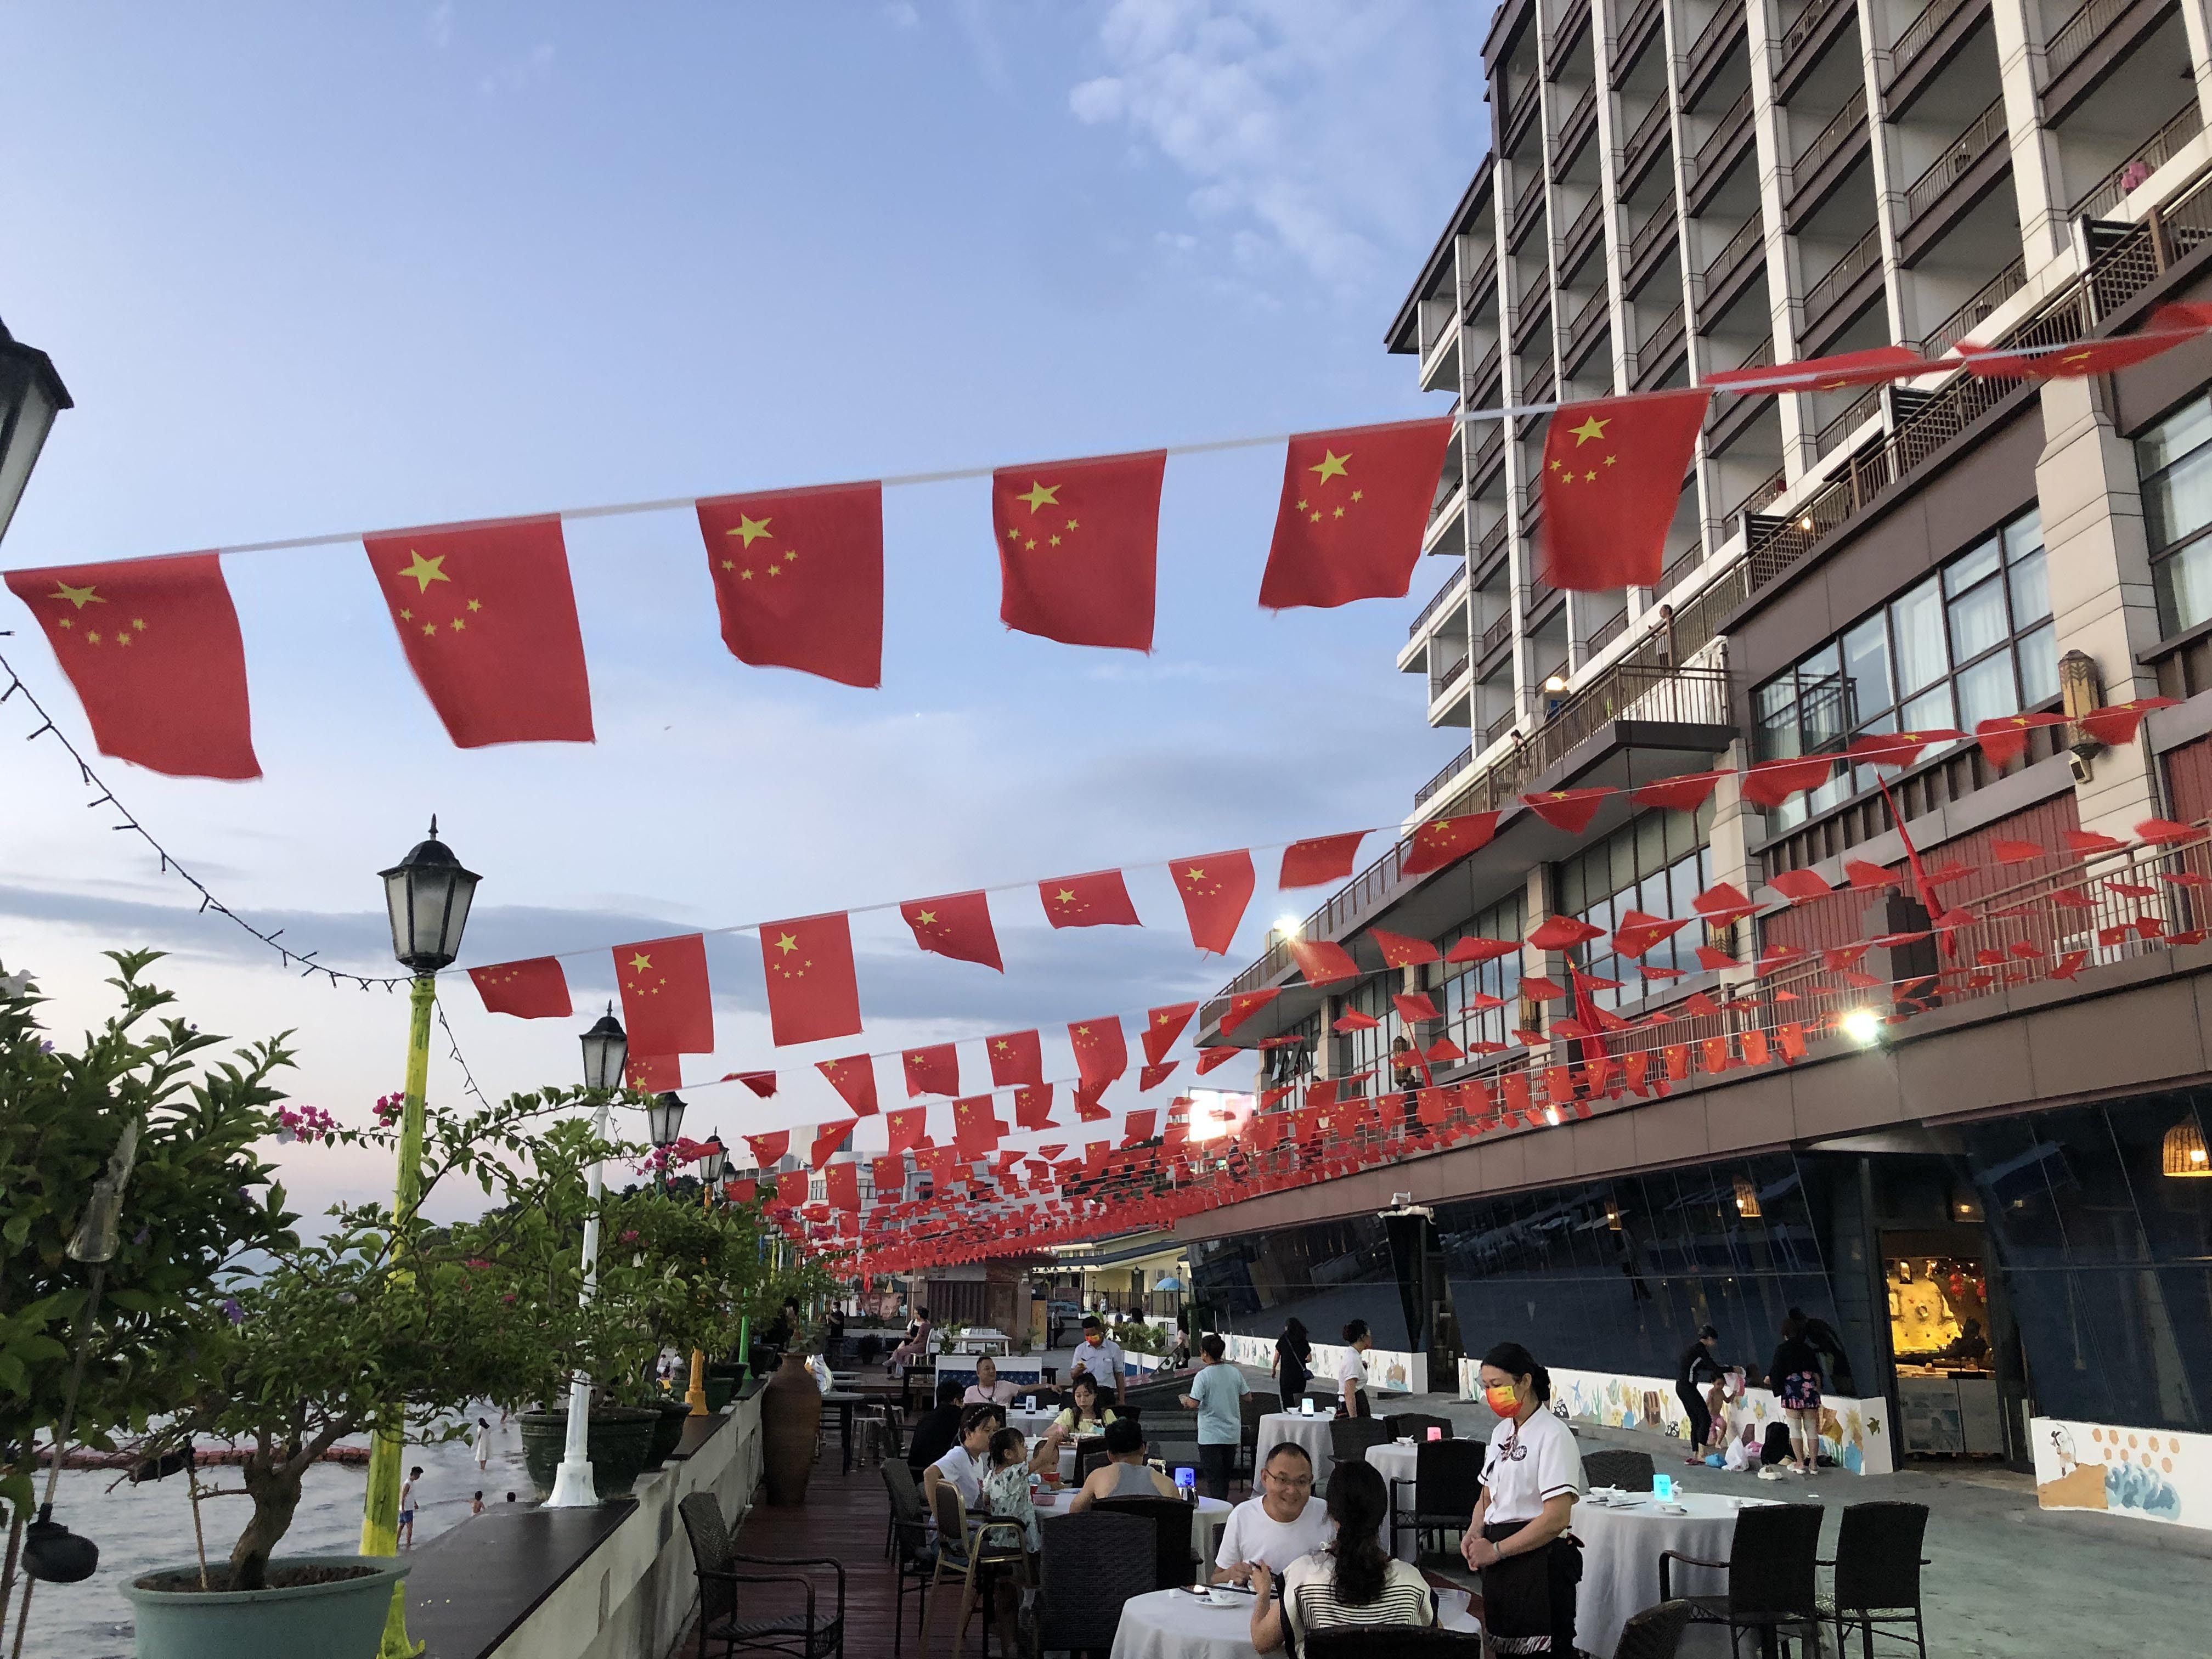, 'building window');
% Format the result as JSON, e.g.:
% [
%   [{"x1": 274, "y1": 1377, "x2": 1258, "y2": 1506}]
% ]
[
  {"x1": 1437, "y1": 892, "x2": 1527, "y2": 1055},
  {"x1": 1558, "y1": 802, "x2": 1714, "y2": 1006},
  {"x1": 2140, "y1": 393, "x2": 2212, "y2": 637},
  {"x1": 1753, "y1": 508, "x2": 2054, "y2": 832},
  {"x1": 1262, "y1": 1013, "x2": 1321, "y2": 1090}
]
